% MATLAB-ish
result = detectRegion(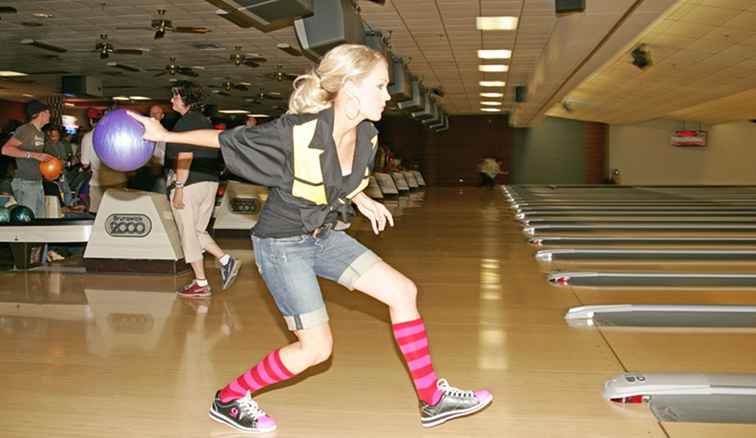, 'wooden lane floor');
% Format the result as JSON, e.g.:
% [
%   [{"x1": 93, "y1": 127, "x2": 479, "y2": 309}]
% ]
[{"x1": 3, "y1": 187, "x2": 750, "y2": 437}]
